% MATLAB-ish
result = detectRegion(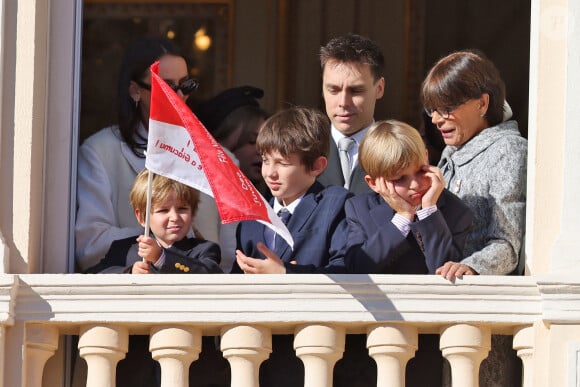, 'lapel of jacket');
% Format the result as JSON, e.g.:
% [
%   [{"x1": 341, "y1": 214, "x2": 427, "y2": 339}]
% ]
[
  {"x1": 369, "y1": 193, "x2": 395, "y2": 227},
  {"x1": 274, "y1": 182, "x2": 323, "y2": 261},
  {"x1": 170, "y1": 238, "x2": 198, "y2": 257},
  {"x1": 349, "y1": 165, "x2": 370, "y2": 194},
  {"x1": 318, "y1": 140, "x2": 344, "y2": 186}
]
